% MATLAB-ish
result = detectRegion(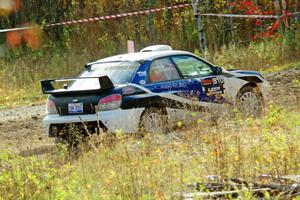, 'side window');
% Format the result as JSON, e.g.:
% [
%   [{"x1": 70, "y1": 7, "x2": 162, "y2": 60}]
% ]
[
  {"x1": 149, "y1": 58, "x2": 181, "y2": 83},
  {"x1": 172, "y1": 55, "x2": 213, "y2": 78}
]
